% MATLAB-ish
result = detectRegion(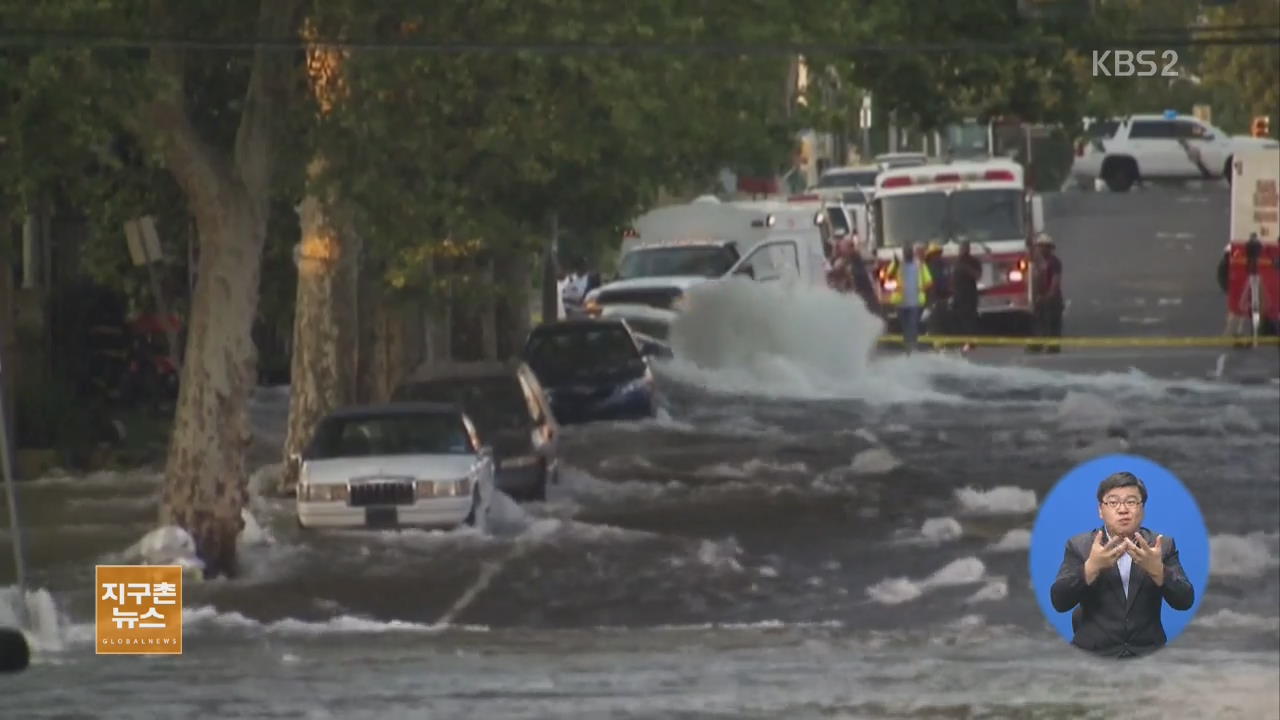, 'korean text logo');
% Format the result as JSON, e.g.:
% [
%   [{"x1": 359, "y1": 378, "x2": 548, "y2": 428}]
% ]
[
  {"x1": 1091, "y1": 50, "x2": 1180, "y2": 78},
  {"x1": 95, "y1": 565, "x2": 183, "y2": 655}
]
